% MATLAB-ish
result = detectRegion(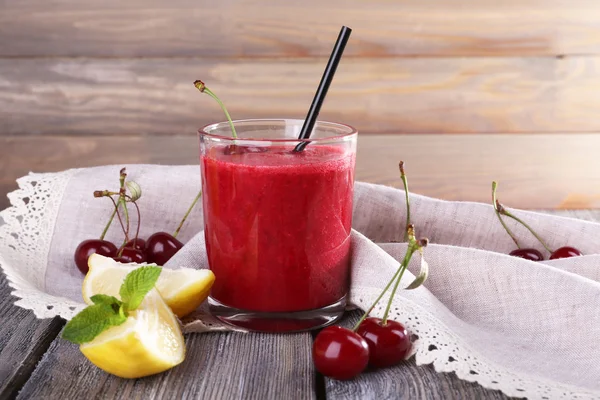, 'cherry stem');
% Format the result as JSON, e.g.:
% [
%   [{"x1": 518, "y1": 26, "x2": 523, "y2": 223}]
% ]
[
  {"x1": 99, "y1": 206, "x2": 117, "y2": 241},
  {"x1": 382, "y1": 229, "x2": 419, "y2": 325},
  {"x1": 351, "y1": 225, "x2": 421, "y2": 332},
  {"x1": 117, "y1": 169, "x2": 130, "y2": 257},
  {"x1": 194, "y1": 80, "x2": 238, "y2": 139},
  {"x1": 127, "y1": 195, "x2": 141, "y2": 246},
  {"x1": 173, "y1": 191, "x2": 202, "y2": 238},
  {"x1": 499, "y1": 205, "x2": 554, "y2": 254},
  {"x1": 107, "y1": 195, "x2": 128, "y2": 246},
  {"x1": 491, "y1": 181, "x2": 521, "y2": 249},
  {"x1": 383, "y1": 161, "x2": 417, "y2": 324},
  {"x1": 352, "y1": 264, "x2": 404, "y2": 331},
  {"x1": 399, "y1": 161, "x2": 410, "y2": 242},
  {"x1": 94, "y1": 190, "x2": 123, "y2": 240},
  {"x1": 352, "y1": 161, "x2": 421, "y2": 331}
]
